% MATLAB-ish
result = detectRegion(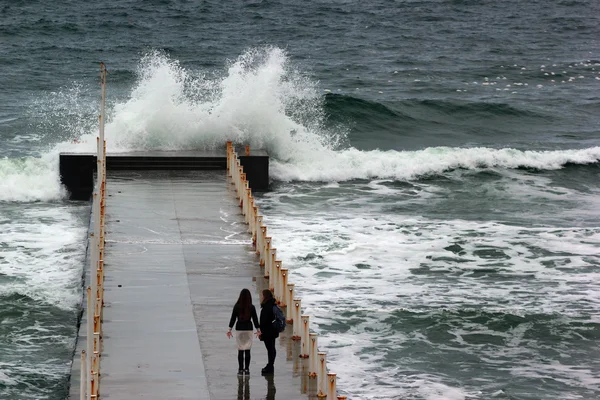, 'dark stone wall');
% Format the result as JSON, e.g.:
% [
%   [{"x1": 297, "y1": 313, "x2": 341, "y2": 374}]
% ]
[
  {"x1": 59, "y1": 153, "x2": 96, "y2": 200},
  {"x1": 59, "y1": 152, "x2": 270, "y2": 200},
  {"x1": 239, "y1": 154, "x2": 269, "y2": 192}
]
